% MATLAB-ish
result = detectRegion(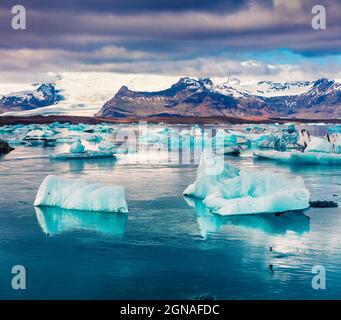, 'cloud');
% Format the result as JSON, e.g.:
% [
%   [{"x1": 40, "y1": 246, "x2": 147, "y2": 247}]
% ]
[
  {"x1": 0, "y1": 0, "x2": 340, "y2": 82},
  {"x1": 0, "y1": 0, "x2": 251, "y2": 14}
]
